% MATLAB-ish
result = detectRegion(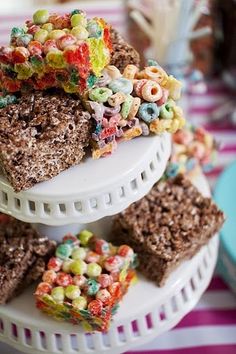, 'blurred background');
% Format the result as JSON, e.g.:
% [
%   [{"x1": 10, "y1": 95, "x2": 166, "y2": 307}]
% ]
[{"x1": 0, "y1": 1, "x2": 236, "y2": 354}]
